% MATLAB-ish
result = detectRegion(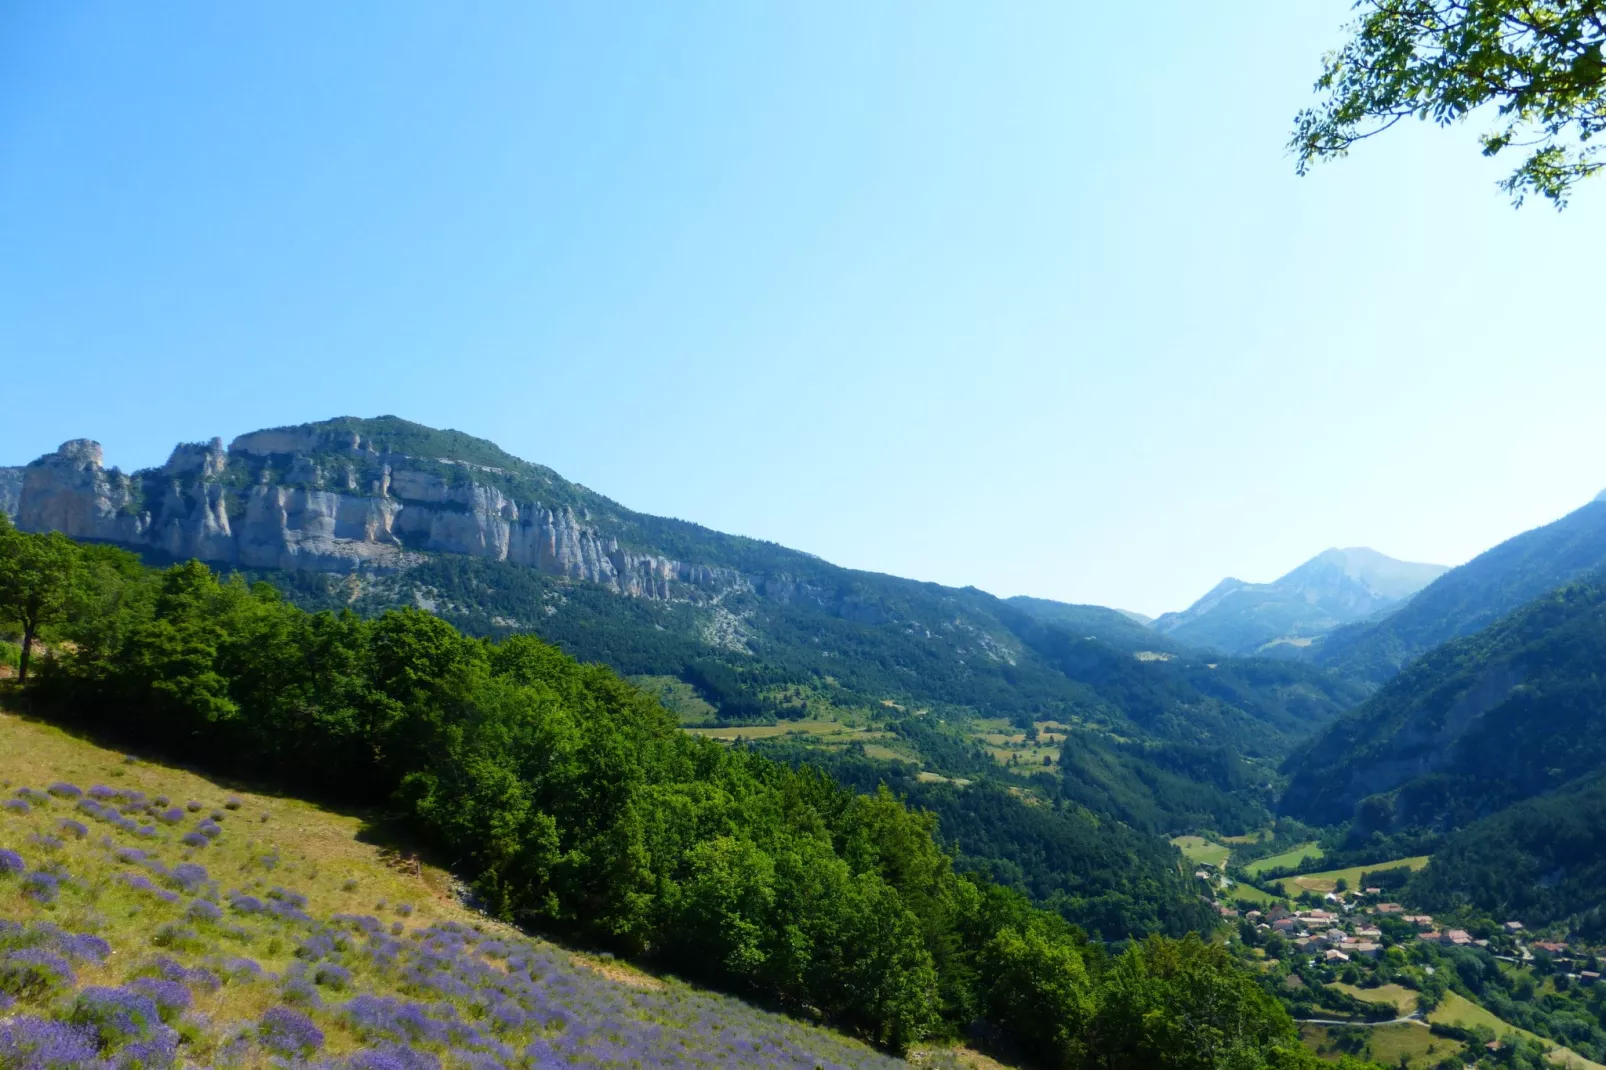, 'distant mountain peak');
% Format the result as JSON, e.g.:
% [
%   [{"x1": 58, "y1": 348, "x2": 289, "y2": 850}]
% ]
[{"x1": 1152, "y1": 547, "x2": 1447, "y2": 656}]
